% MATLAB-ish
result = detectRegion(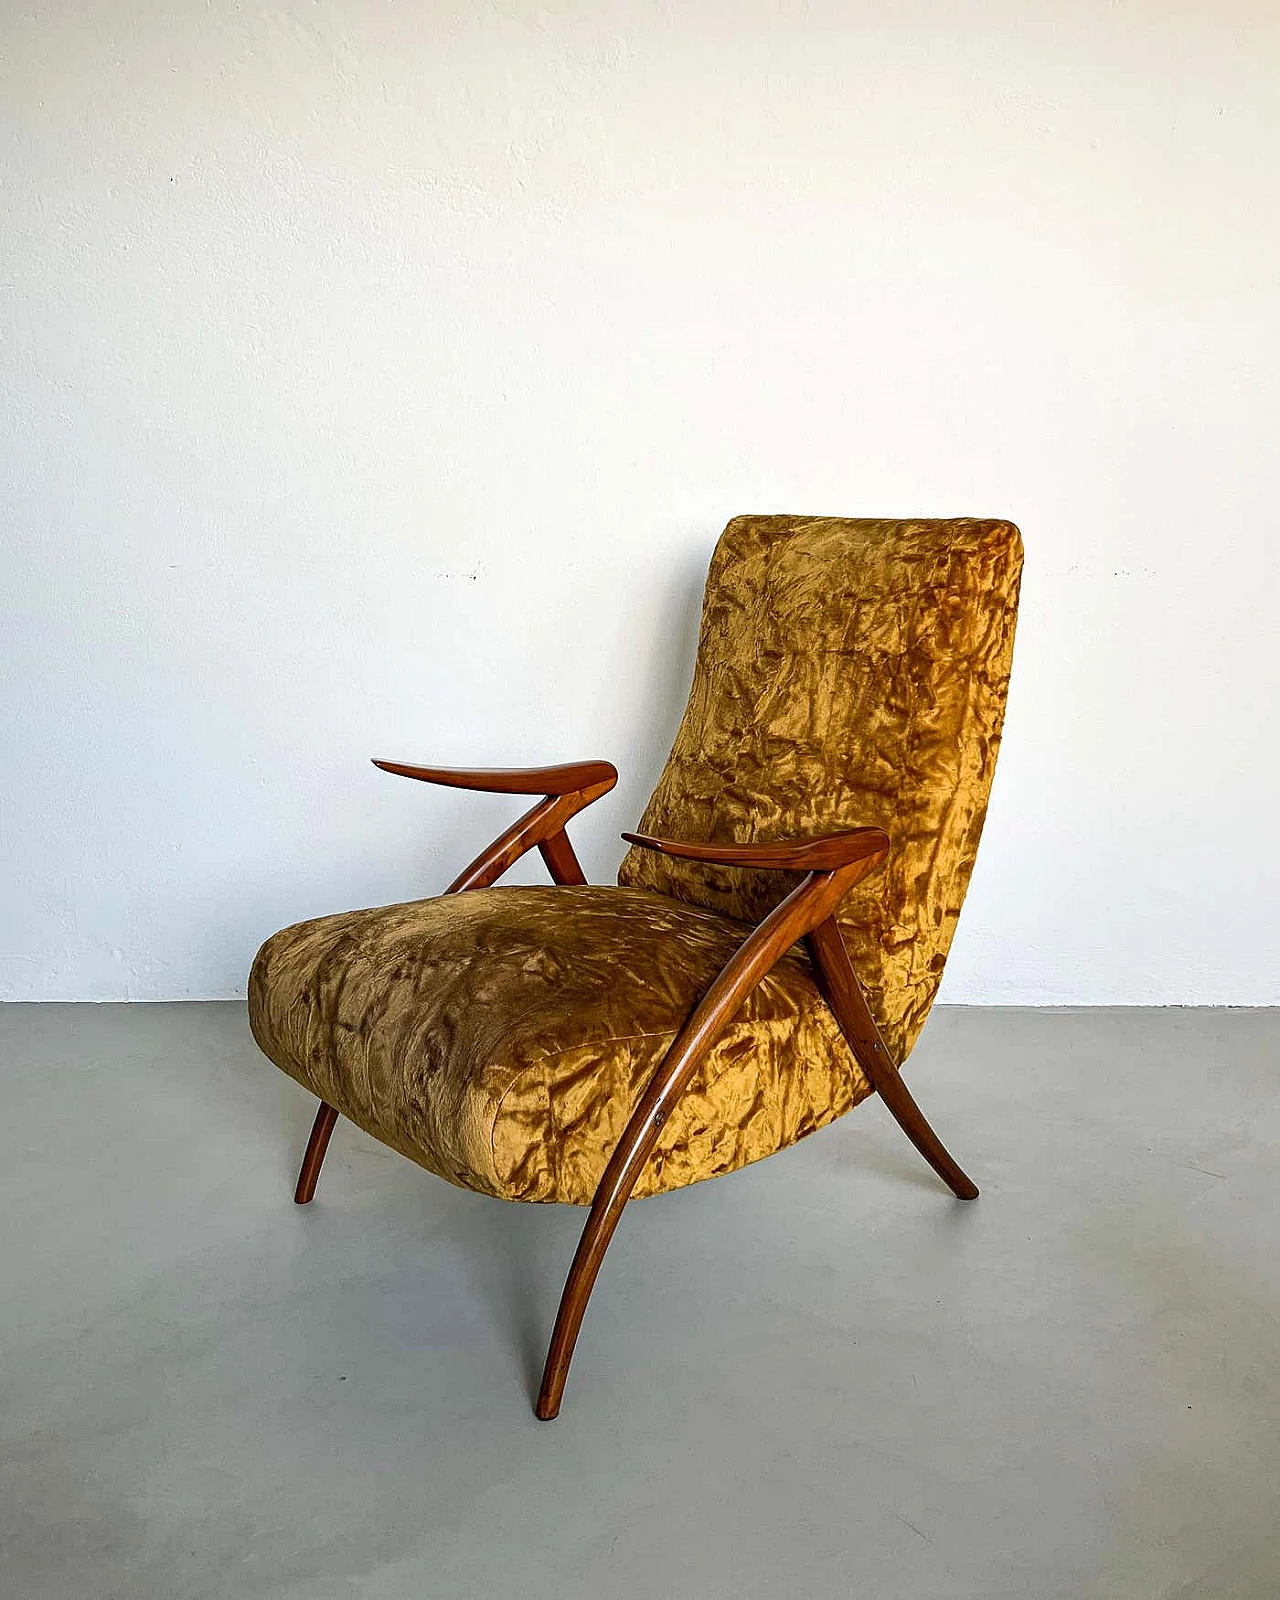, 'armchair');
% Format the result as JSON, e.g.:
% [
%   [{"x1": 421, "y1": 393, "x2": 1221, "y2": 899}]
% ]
[{"x1": 249, "y1": 514, "x2": 1022, "y2": 1418}]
